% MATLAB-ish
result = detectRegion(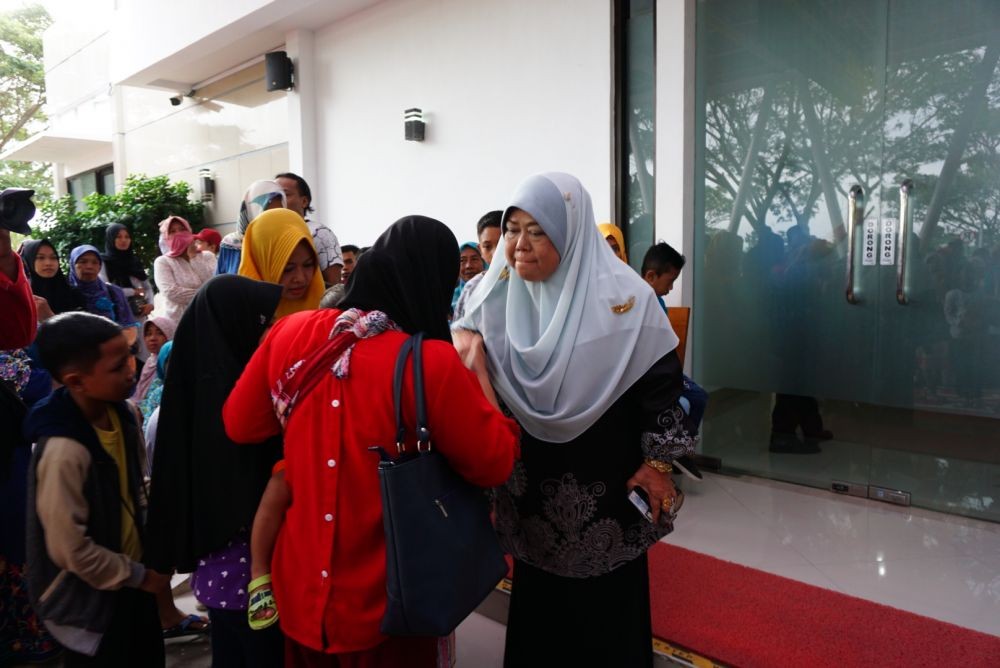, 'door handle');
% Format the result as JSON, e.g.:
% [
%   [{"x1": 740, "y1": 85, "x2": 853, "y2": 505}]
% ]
[
  {"x1": 845, "y1": 185, "x2": 864, "y2": 304},
  {"x1": 897, "y1": 179, "x2": 913, "y2": 305}
]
